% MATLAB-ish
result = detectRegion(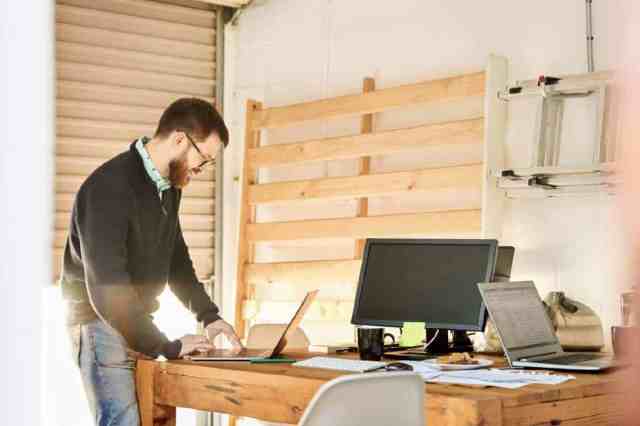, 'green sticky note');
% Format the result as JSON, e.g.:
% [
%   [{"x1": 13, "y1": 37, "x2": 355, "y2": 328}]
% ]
[{"x1": 399, "y1": 322, "x2": 425, "y2": 347}]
